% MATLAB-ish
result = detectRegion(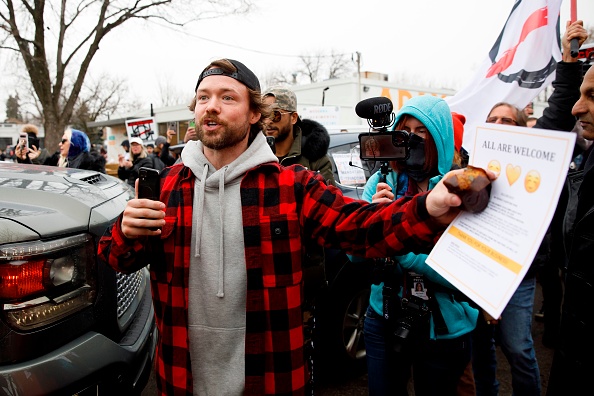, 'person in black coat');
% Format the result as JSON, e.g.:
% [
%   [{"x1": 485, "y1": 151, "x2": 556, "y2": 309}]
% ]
[
  {"x1": 45, "y1": 128, "x2": 106, "y2": 172},
  {"x1": 118, "y1": 137, "x2": 165, "y2": 187},
  {"x1": 546, "y1": 50, "x2": 594, "y2": 396}
]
